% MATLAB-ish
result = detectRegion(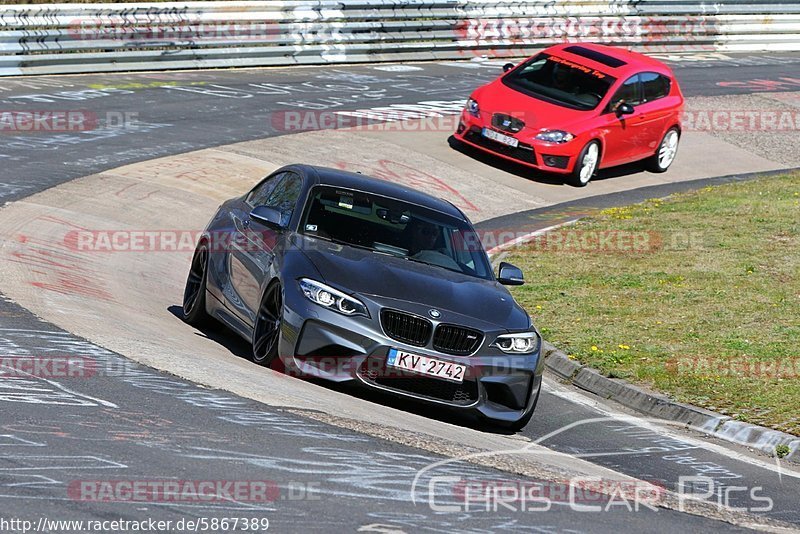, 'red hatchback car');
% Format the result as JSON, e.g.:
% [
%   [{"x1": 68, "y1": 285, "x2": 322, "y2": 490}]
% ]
[{"x1": 454, "y1": 43, "x2": 684, "y2": 186}]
